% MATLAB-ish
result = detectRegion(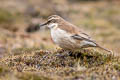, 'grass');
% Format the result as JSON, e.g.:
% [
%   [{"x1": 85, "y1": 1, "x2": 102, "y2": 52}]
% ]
[{"x1": 0, "y1": 48, "x2": 120, "y2": 80}]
